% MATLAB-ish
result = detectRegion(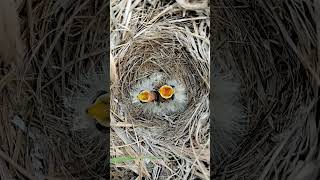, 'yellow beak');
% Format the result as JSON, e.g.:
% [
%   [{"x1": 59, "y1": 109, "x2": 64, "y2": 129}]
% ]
[
  {"x1": 159, "y1": 85, "x2": 175, "y2": 99},
  {"x1": 137, "y1": 90, "x2": 157, "y2": 103},
  {"x1": 86, "y1": 94, "x2": 109, "y2": 127}
]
